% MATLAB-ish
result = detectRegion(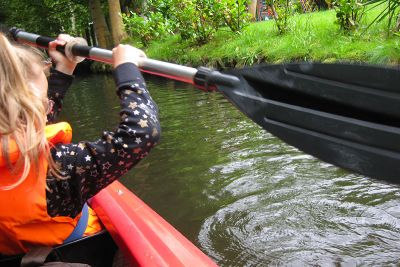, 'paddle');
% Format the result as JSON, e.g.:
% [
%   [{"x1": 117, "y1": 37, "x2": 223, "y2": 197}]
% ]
[{"x1": 10, "y1": 28, "x2": 400, "y2": 184}]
